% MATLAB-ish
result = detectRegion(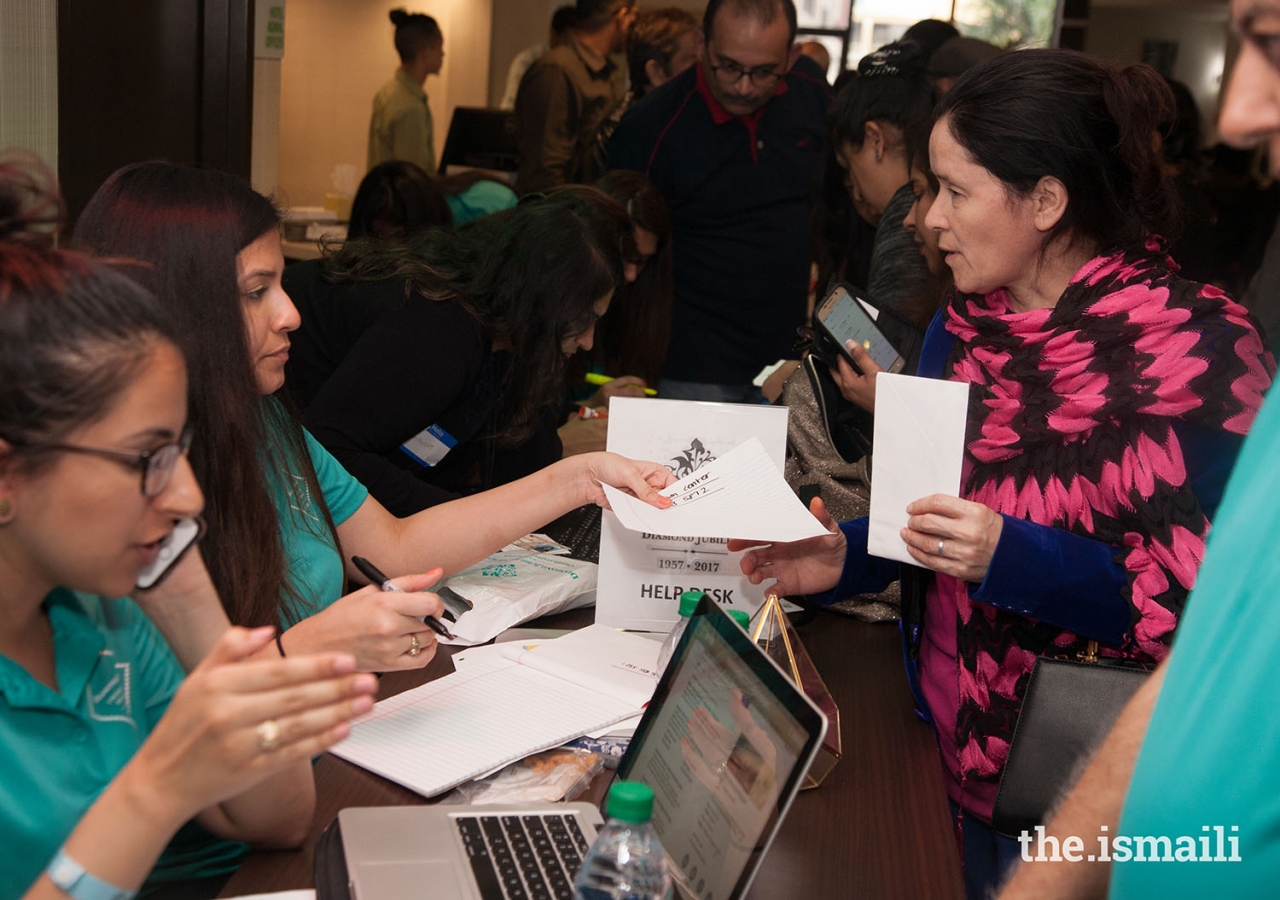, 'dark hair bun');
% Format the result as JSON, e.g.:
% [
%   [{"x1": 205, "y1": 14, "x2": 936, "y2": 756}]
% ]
[
  {"x1": 857, "y1": 41, "x2": 924, "y2": 78},
  {"x1": 389, "y1": 8, "x2": 409, "y2": 26},
  {"x1": 0, "y1": 151, "x2": 63, "y2": 247}
]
